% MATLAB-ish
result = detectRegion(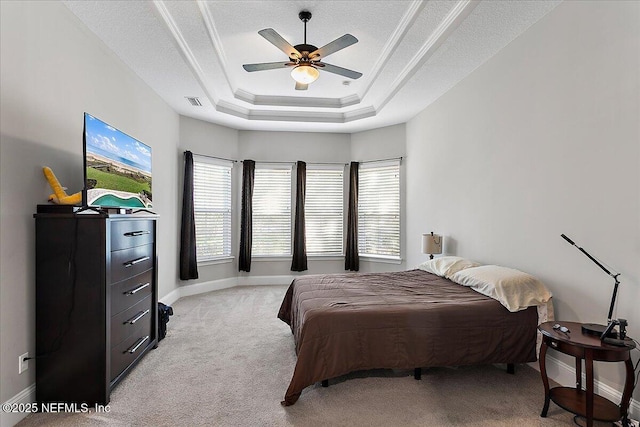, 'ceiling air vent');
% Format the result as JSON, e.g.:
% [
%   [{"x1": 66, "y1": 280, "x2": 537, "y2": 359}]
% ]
[{"x1": 186, "y1": 97, "x2": 202, "y2": 107}]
